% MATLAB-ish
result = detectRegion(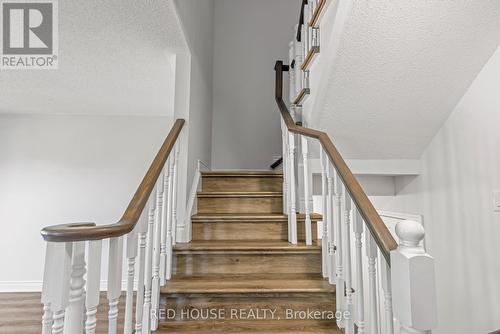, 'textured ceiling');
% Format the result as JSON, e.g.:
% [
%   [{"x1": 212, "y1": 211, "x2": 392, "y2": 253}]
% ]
[
  {"x1": 0, "y1": 0, "x2": 186, "y2": 115},
  {"x1": 308, "y1": 0, "x2": 500, "y2": 159}
]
